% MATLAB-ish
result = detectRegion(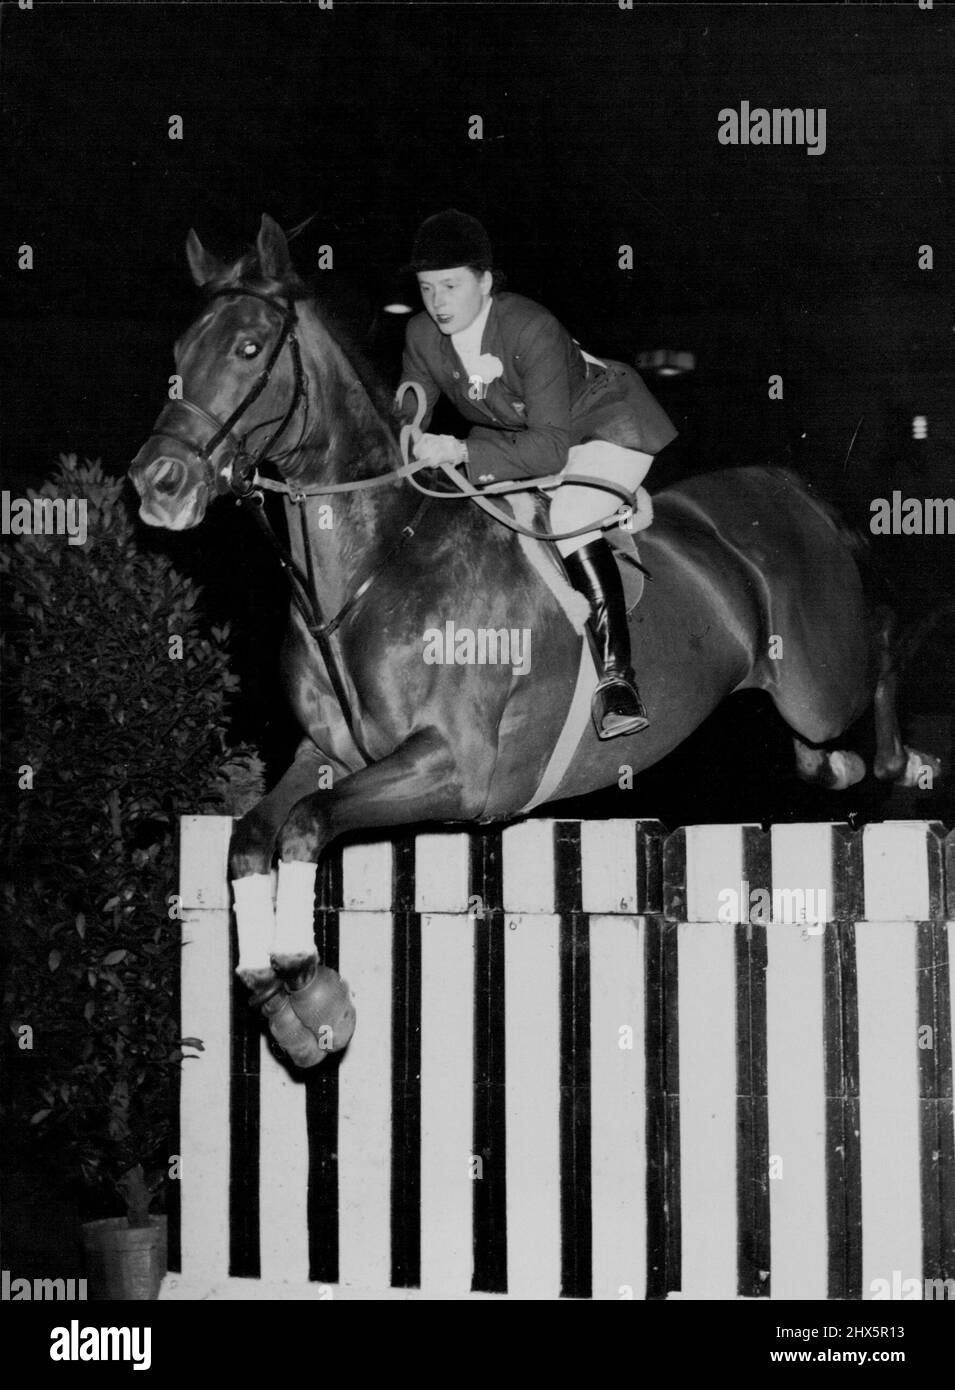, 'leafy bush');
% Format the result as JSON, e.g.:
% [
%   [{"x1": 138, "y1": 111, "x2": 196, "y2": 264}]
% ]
[{"x1": 1, "y1": 456, "x2": 264, "y2": 1225}]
